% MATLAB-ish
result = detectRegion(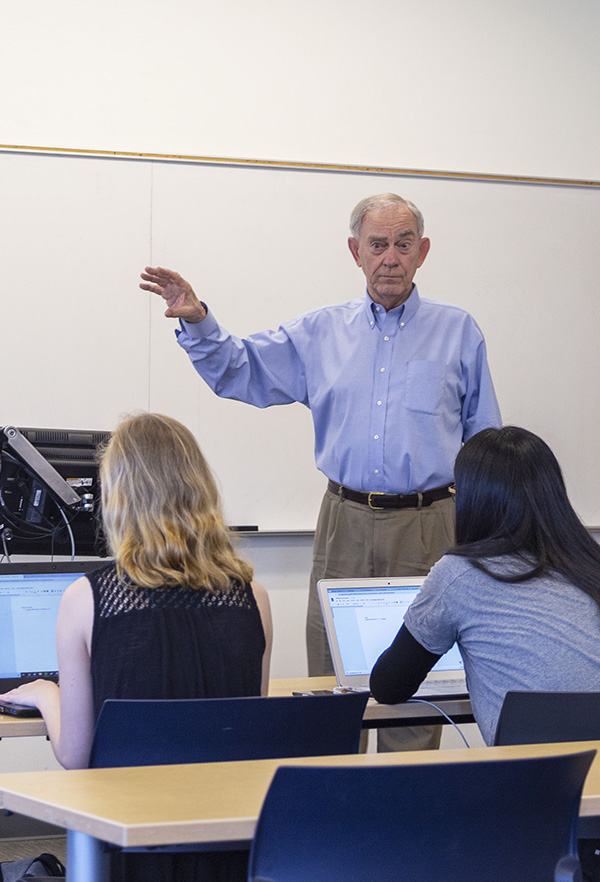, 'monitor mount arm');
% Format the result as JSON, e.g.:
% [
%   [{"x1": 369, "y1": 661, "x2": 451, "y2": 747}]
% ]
[{"x1": 1, "y1": 426, "x2": 89, "y2": 511}]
